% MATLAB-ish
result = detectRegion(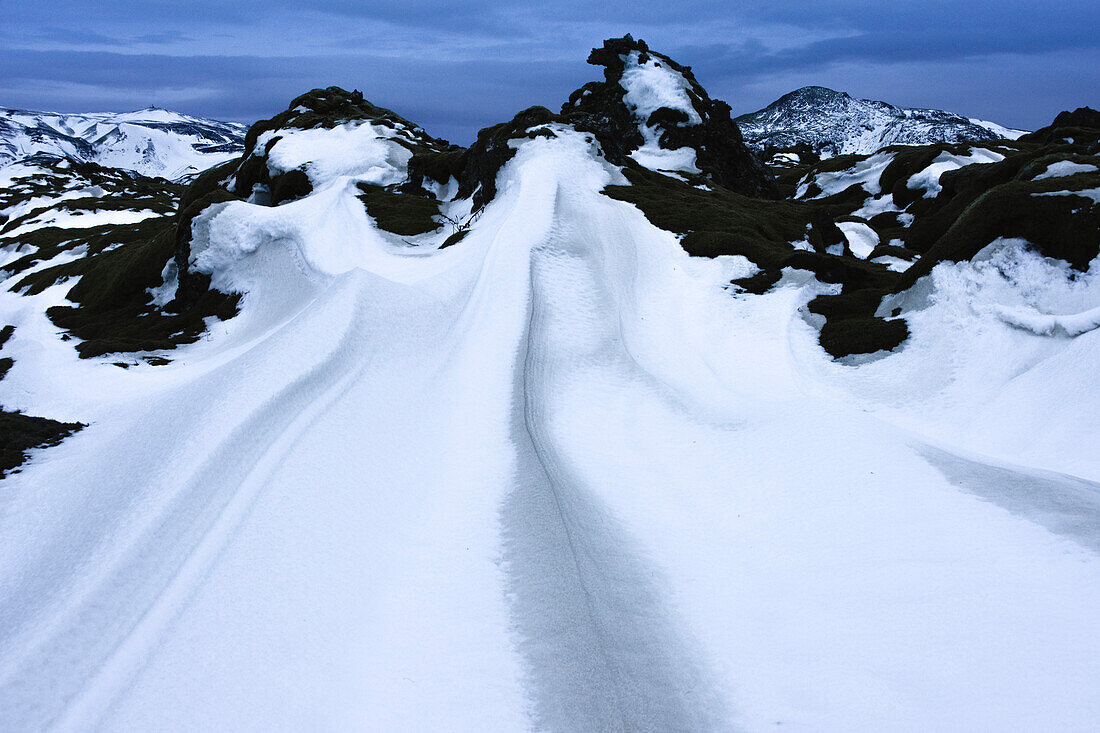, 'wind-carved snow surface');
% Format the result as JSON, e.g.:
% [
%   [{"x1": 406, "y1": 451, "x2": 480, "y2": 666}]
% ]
[
  {"x1": 620, "y1": 51, "x2": 702, "y2": 174},
  {"x1": 2, "y1": 121, "x2": 1100, "y2": 731},
  {"x1": 827, "y1": 237, "x2": 1100, "y2": 478}
]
